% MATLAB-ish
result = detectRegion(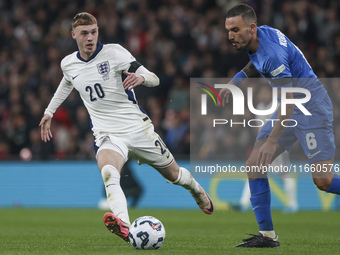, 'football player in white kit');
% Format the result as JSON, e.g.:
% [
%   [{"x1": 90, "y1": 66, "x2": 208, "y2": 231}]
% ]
[{"x1": 39, "y1": 12, "x2": 214, "y2": 243}]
